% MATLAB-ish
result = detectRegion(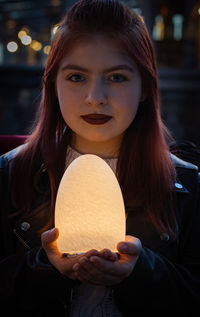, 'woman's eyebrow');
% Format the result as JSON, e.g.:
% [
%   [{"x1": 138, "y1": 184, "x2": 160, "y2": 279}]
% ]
[
  {"x1": 61, "y1": 64, "x2": 135, "y2": 73},
  {"x1": 105, "y1": 65, "x2": 135, "y2": 73},
  {"x1": 61, "y1": 64, "x2": 88, "y2": 72}
]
